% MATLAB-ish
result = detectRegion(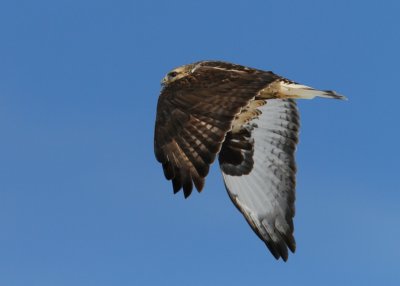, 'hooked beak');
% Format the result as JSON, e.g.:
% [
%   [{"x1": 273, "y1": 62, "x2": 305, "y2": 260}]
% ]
[{"x1": 160, "y1": 76, "x2": 167, "y2": 86}]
